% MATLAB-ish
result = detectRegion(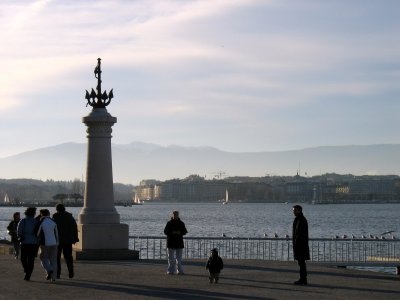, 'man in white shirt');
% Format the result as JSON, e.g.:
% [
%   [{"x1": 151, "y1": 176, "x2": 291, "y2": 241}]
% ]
[{"x1": 37, "y1": 209, "x2": 59, "y2": 282}]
